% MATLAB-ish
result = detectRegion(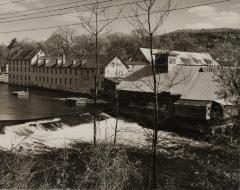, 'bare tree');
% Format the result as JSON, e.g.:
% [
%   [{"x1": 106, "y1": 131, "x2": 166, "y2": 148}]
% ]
[
  {"x1": 124, "y1": 0, "x2": 171, "y2": 188},
  {"x1": 75, "y1": 0, "x2": 121, "y2": 145},
  {"x1": 45, "y1": 28, "x2": 77, "y2": 60}
]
